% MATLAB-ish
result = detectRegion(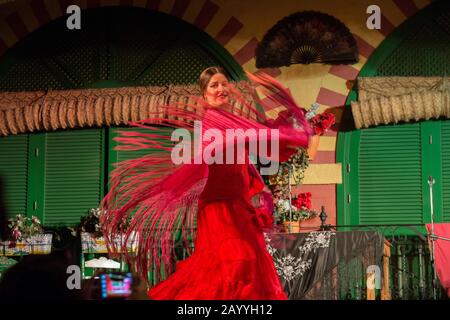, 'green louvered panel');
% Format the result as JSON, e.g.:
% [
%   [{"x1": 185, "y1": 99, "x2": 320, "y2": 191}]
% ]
[
  {"x1": 441, "y1": 120, "x2": 450, "y2": 221},
  {"x1": 0, "y1": 135, "x2": 28, "y2": 219},
  {"x1": 112, "y1": 125, "x2": 192, "y2": 249},
  {"x1": 115, "y1": 127, "x2": 174, "y2": 163},
  {"x1": 111, "y1": 126, "x2": 174, "y2": 221},
  {"x1": 44, "y1": 129, "x2": 103, "y2": 226},
  {"x1": 359, "y1": 124, "x2": 423, "y2": 224}
]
